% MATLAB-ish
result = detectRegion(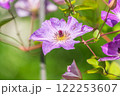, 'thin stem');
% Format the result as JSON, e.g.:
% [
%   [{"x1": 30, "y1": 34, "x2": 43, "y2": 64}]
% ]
[
  {"x1": 8, "y1": 10, "x2": 24, "y2": 47},
  {"x1": 102, "y1": 0, "x2": 109, "y2": 7},
  {"x1": 96, "y1": 8, "x2": 110, "y2": 38},
  {"x1": 68, "y1": 0, "x2": 75, "y2": 14},
  {"x1": 86, "y1": 30, "x2": 120, "y2": 43},
  {"x1": 82, "y1": 39, "x2": 97, "y2": 58},
  {"x1": 0, "y1": 32, "x2": 22, "y2": 45},
  {"x1": 28, "y1": 15, "x2": 35, "y2": 47}
]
